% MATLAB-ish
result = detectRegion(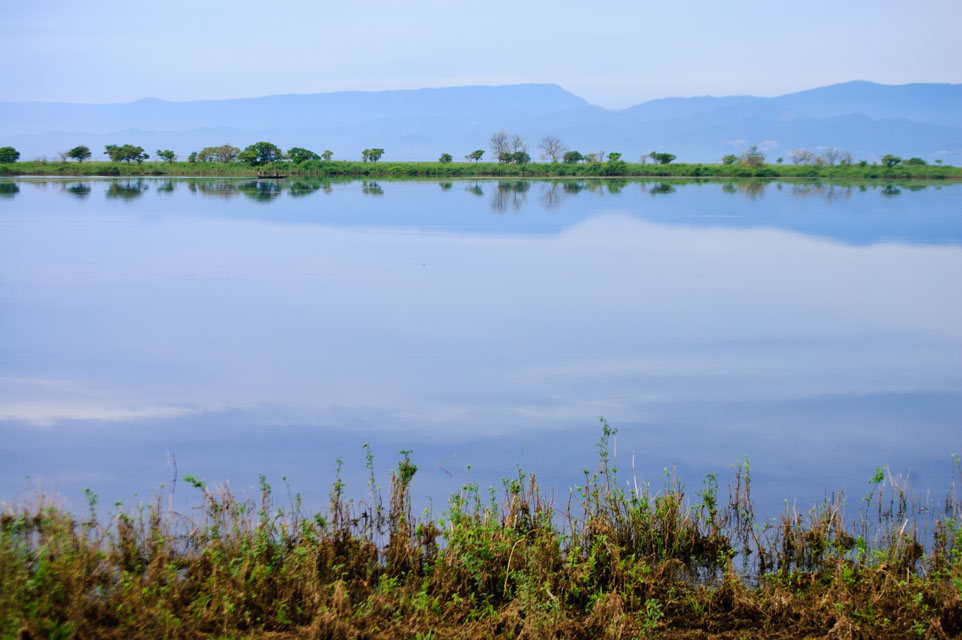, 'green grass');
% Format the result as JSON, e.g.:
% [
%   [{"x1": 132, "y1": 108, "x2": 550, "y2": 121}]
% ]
[{"x1": 1, "y1": 423, "x2": 961, "y2": 639}]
